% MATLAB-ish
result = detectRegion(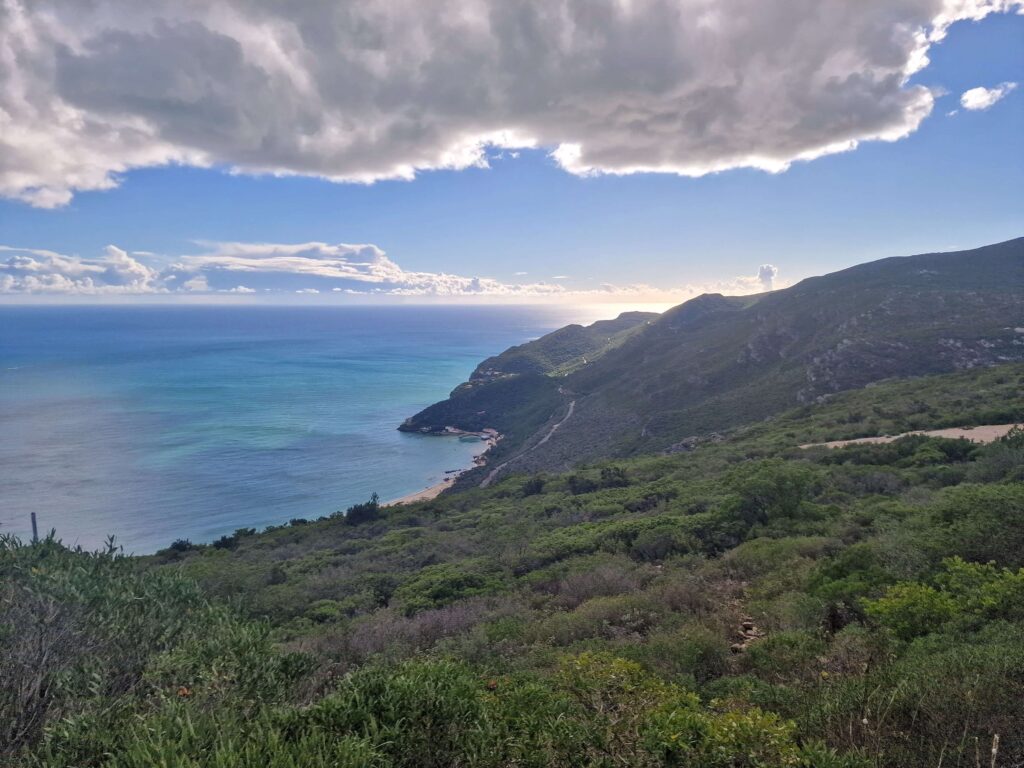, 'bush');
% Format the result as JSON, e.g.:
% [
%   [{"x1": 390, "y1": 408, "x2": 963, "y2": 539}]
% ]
[
  {"x1": 567, "y1": 474, "x2": 600, "y2": 495},
  {"x1": 600, "y1": 466, "x2": 631, "y2": 488},
  {"x1": 296, "y1": 659, "x2": 492, "y2": 768},
  {"x1": 923, "y1": 483, "x2": 1024, "y2": 567},
  {"x1": 727, "y1": 459, "x2": 815, "y2": 526},
  {"x1": 744, "y1": 630, "x2": 828, "y2": 685},
  {"x1": 0, "y1": 535, "x2": 310, "y2": 763},
  {"x1": 805, "y1": 624, "x2": 1024, "y2": 766},
  {"x1": 863, "y1": 557, "x2": 1024, "y2": 640},
  {"x1": 634, "y1": 623, "x2": 731, "y2": 685},
  {"x1": 630, "y1": 525, "x2": 695, "y2": 562},
  {"x1": 342, "y1": 493, "x2": 382, "y2": 526},
  {"x1": 522, "y1": 475, "x2": 546, "y2": 496},
  {"x1": 392, "y1": 562, "x2": 503, "y2": 615}
]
